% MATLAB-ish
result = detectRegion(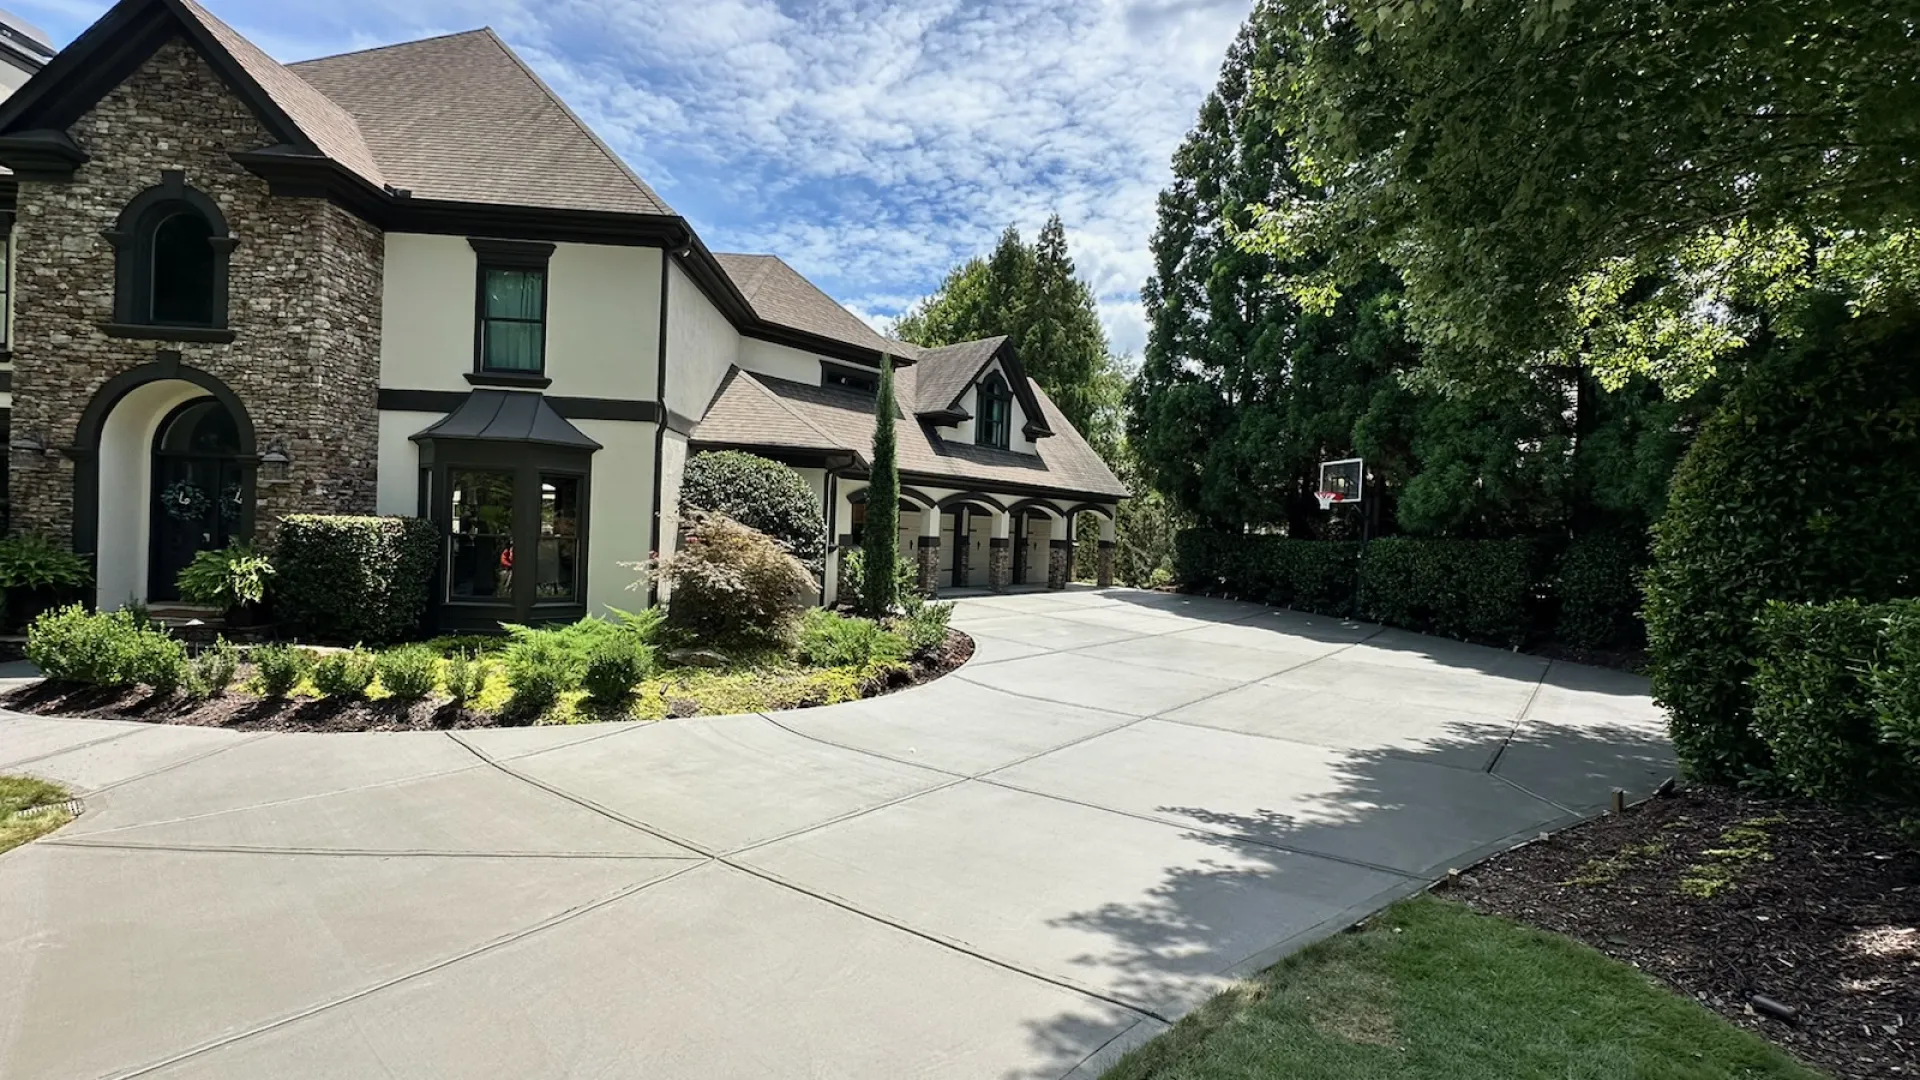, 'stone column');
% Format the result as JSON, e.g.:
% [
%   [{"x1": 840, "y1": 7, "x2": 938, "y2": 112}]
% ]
[
  {"x1": 915, "y1": 506, "x2": 942, "y2": 597},
  {"x1": 989, "y1": 539, "x2": 1011, "y2": 592},
  {"x1": 835, "y1": 534, "x2": 855, "y2": 606},
  {"x1": 988, "y1": 510, "x2": 1012, "y2": 592},
  {"x1": 1097, "y1": 514, "x2": 1117, "y2": 587},
  {"x1": 1046, "y1": 513, "x2": 1071, "y2": 590}
]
